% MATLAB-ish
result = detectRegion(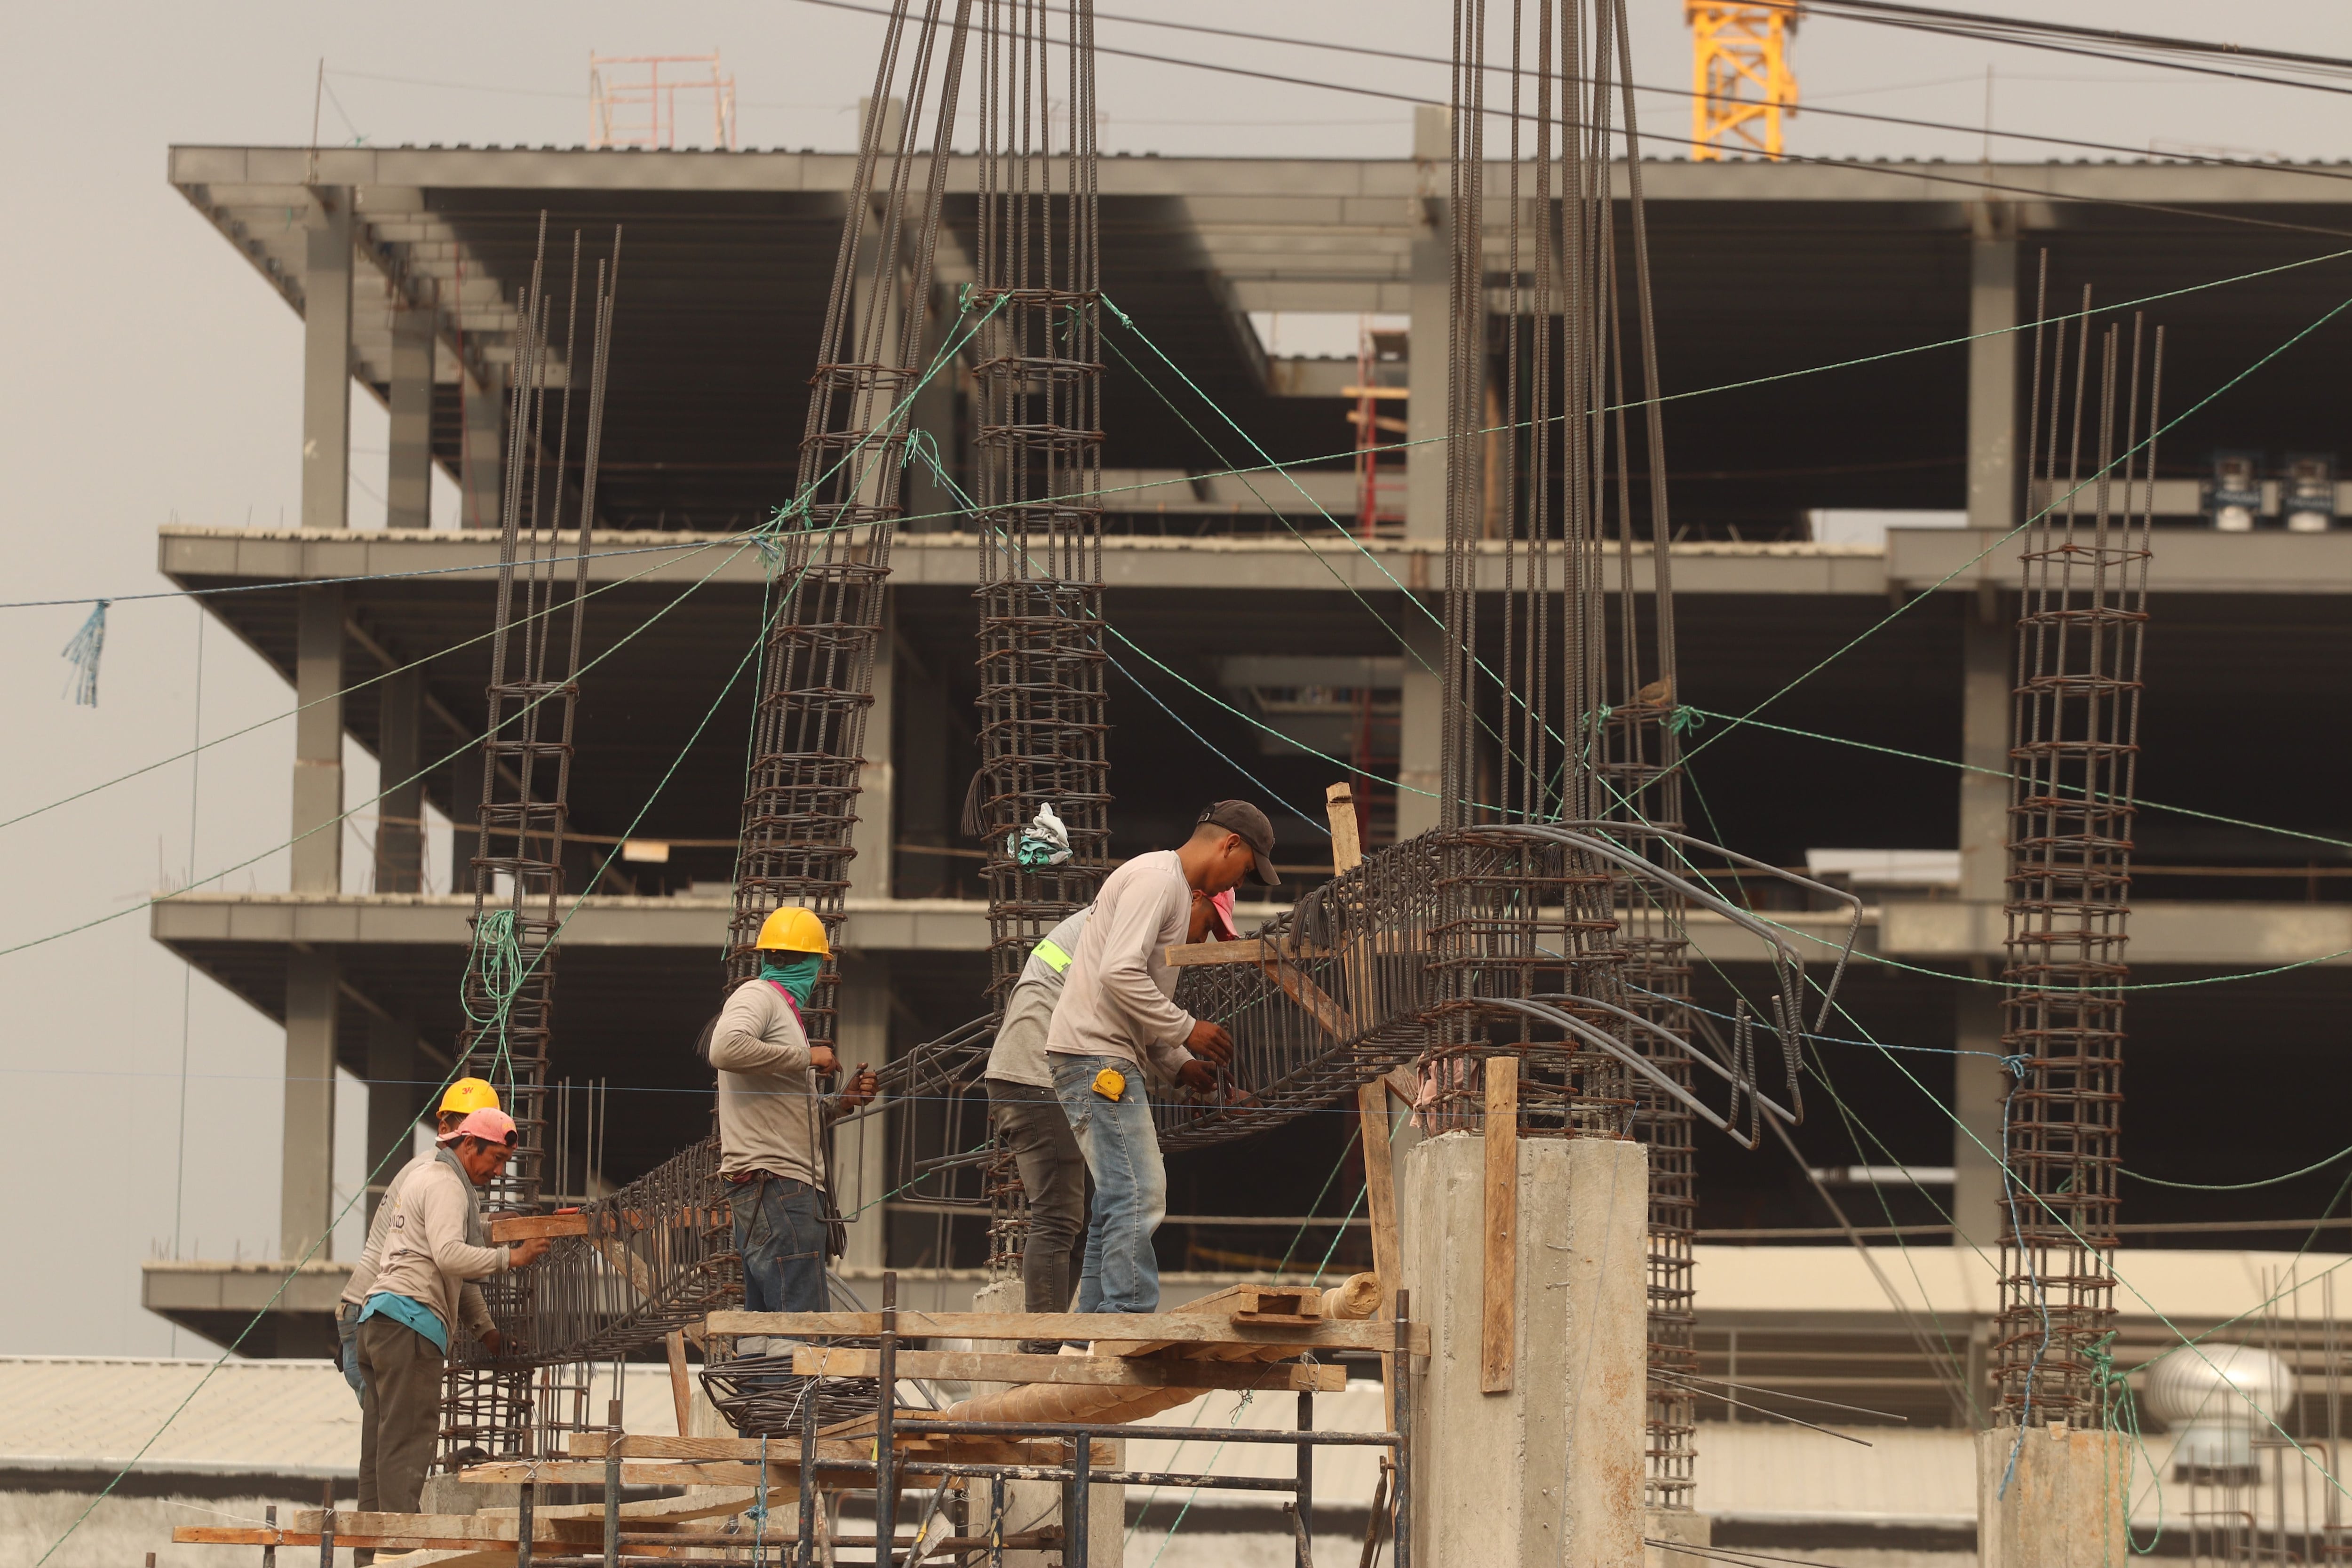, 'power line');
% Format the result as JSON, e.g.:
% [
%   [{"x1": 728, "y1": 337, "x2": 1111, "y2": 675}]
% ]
[{"x1": 790, "y1": 0, "x2": 2352, "y2": 242}]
